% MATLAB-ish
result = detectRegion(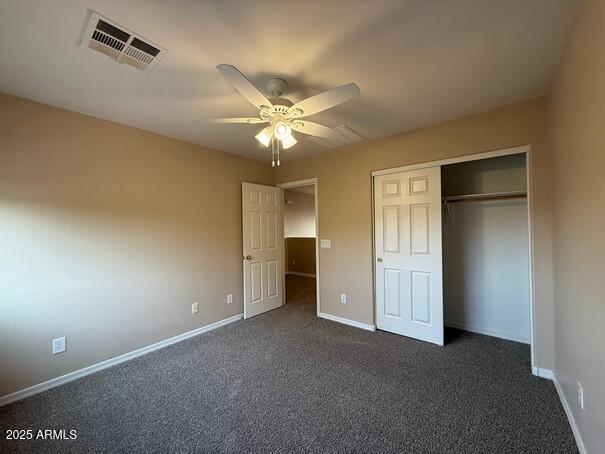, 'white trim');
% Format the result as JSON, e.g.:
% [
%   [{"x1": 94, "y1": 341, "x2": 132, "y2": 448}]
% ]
[
  {"x1": 318, "y1": 312, "x2": 376, "y2": 332},
  {"x1": 370, "y1": 145, "x2": 530, "y2": 177},
  {"x1": 286, "y1": 271, "x2": 316, "y2": 278},
  {"x1": 278, "y1": 178, "x2": 320, "y2": 316},
  {"x1": 0, "y1": 314, "x2": 243, "y2": 408},
  {"x1": 532, "y1": 366, "x2": 554, "y2": 380},
  {"x1": 525, "y1": 149, "x2": 537, "y2": 371},
  {"x1": 445, "y1": 321, "x2": 530, "y2": 344},
  {"x1": 552, "y1": 373, "x2": 587, "y2": 454}
]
